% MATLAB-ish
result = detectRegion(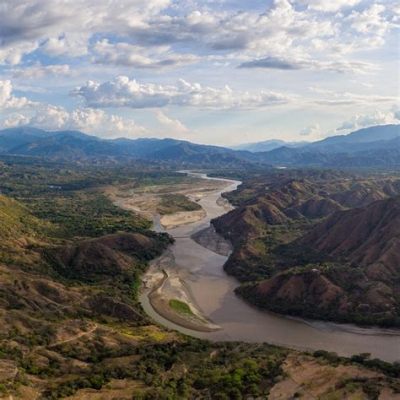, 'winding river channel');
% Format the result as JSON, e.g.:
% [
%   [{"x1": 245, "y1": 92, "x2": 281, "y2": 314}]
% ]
[{"x1": 140, "y1": 173, "x2": 400, "y2": 363}]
